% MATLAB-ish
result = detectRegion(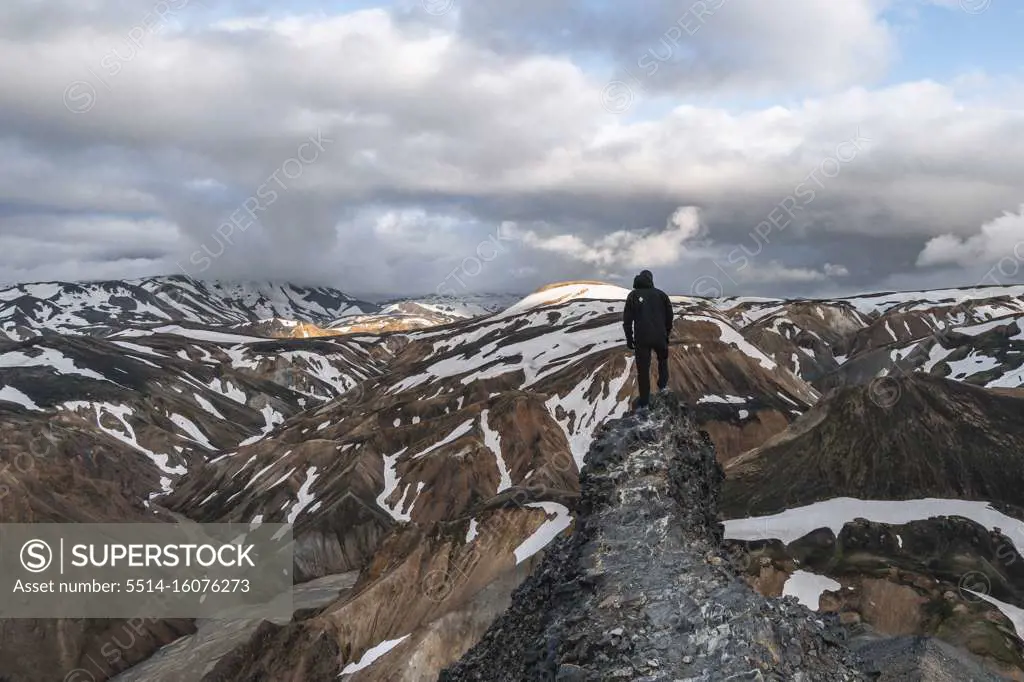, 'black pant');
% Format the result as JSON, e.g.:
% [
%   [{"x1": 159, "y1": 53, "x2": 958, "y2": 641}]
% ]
[{"x1": 635, "y1": 342, "x2": 669, "y2": 407}]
